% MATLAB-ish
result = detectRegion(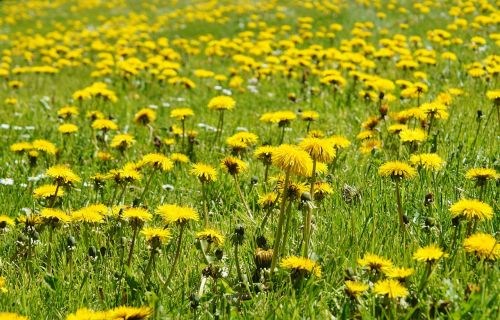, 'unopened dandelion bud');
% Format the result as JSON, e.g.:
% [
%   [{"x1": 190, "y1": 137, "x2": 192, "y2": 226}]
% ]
[
  {"x1": 88, "y1": 246, "x2": 97, "y2": 258},
  {"x1": 215, "y1": 248, "x2": 224, "y2": 260},
  {"x1": 425, "y1": 217, "x2": 436, "y2": 228},
  {"x1": 425, "y1": 193, "x2": 434, "y2": 206}
]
